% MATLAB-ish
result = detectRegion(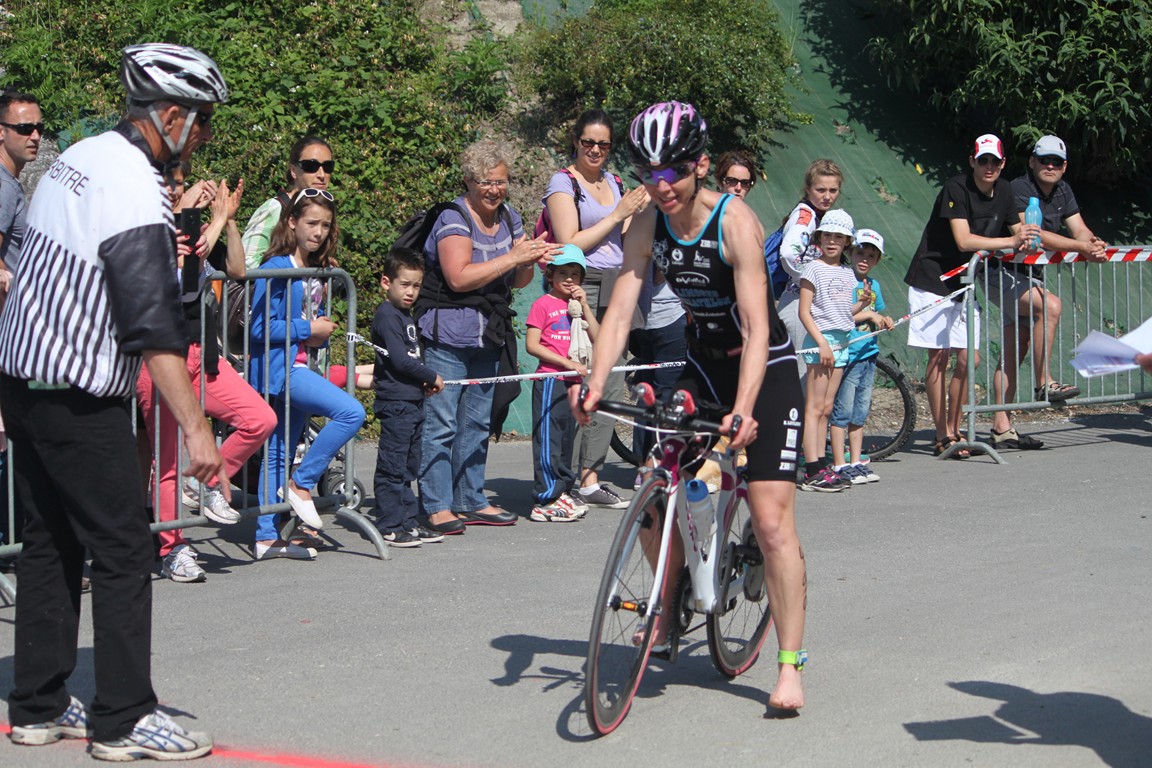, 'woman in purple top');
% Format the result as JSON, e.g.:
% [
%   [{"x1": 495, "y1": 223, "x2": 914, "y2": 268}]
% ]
[
  {"x1": 542, "y1": 109, "x2": 649, "y2": 508},
  {"x1": 415, "y1": 139, "x2": 560, "y2": 534}
]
